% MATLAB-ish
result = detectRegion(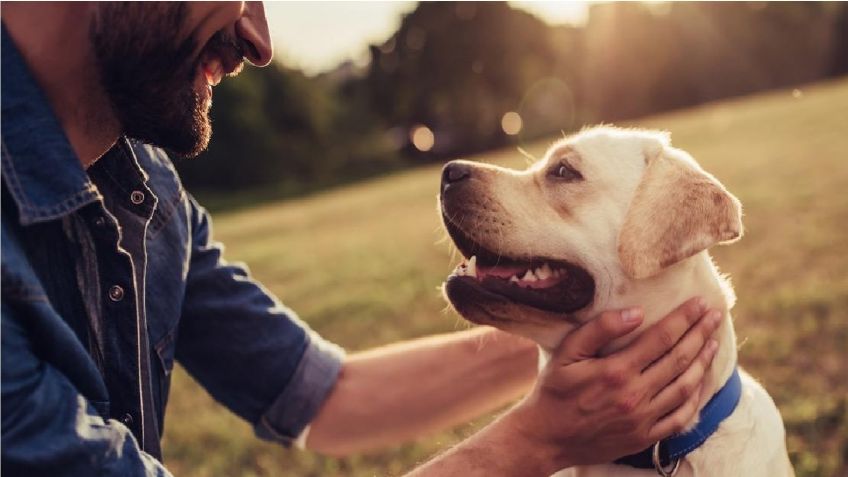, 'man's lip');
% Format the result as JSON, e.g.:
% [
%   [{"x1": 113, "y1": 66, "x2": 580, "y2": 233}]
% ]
[
  {"x1": 198, "y1": 48, "x2": 244, "y2": 87},
  {"x1": 201, "y1": 59, "x2": 224, "y2": 87}
]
